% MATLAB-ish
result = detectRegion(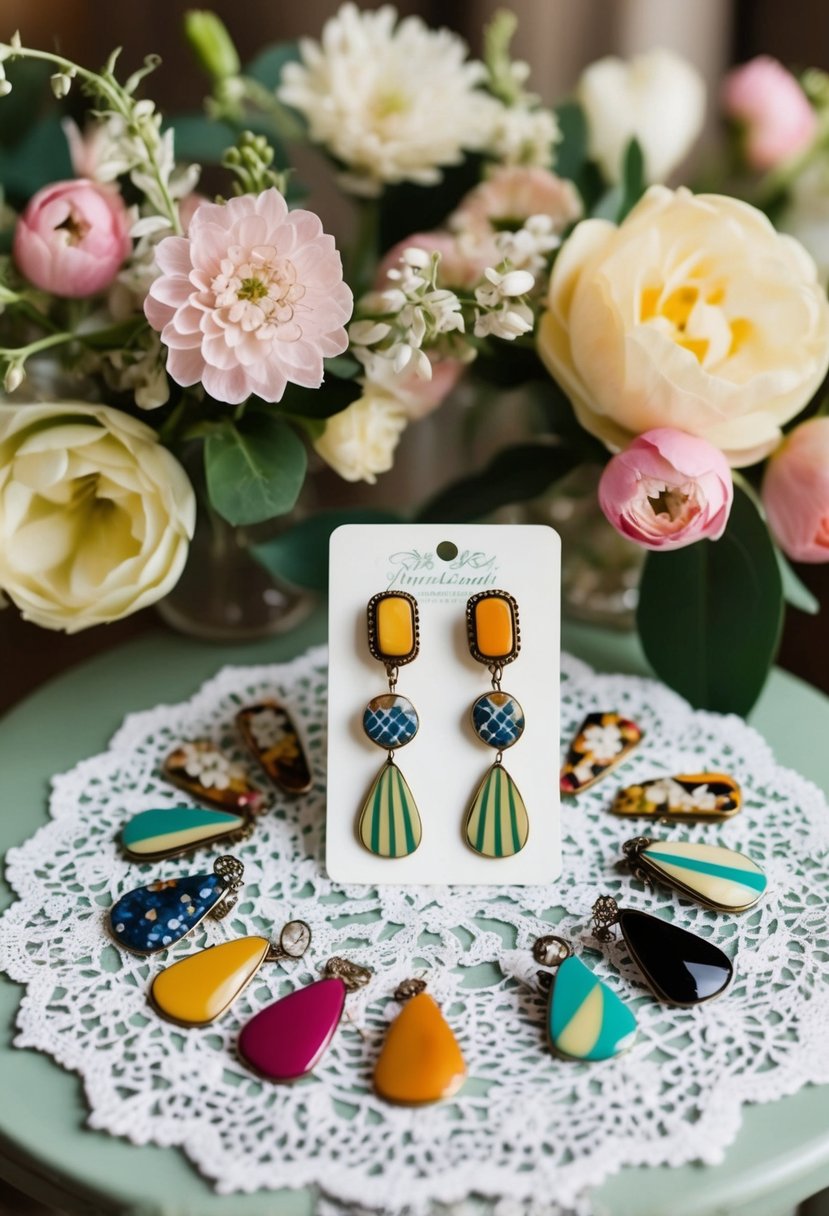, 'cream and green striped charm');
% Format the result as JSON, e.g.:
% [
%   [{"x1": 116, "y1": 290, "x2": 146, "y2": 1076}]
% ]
[
  {"x1": 531, "y1": 936, "x2": 637, "y2": 1062},
  {"x1": 622, "y1": 836, "x2": 767, "y2": 912},
  {"x1": 358, "y1": 757, "x2": 422, "y2": 858}
]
